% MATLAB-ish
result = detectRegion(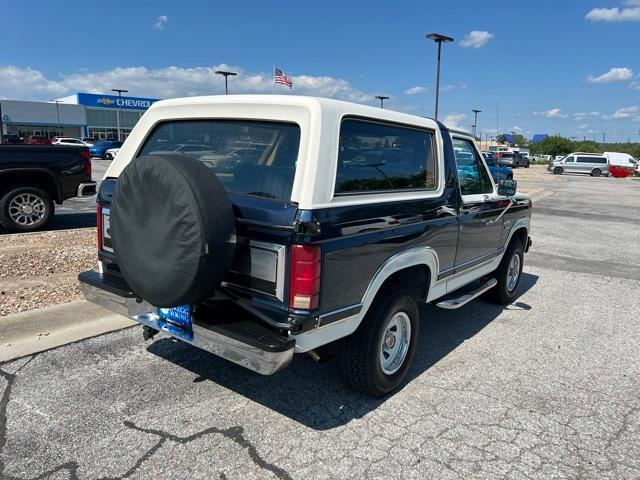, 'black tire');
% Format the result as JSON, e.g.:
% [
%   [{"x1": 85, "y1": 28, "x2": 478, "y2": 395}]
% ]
[
  {"x1": 553, "y1": 167, "x2": 563, "y2": 175},
  {"x1": 525, "y1": 162, "x2": 530, "y2": 168},
  {"x1": 0, "y1": 186, "x2": 54, "y2": 232},
  {"x1": 507, "y1": 173, "x2": 513, "y2": 180},
  {"x1": 591, "y1": 168, "x2": 601, "y2": 177},
  {"x1": 110, "y1": 154, "x2": 235, "y2": 307},
  {"x1": 487, "y1": 239, "x2": 524, "y2": 305},
  {"x1": 338, "y1": 288, "x2": 419, "y2": 397}
]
